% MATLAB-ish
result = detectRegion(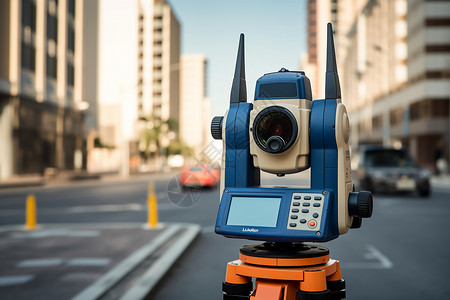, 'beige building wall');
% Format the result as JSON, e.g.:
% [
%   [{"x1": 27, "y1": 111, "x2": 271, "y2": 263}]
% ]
[
  {"x1": 180, "y1": 54, "x2": 210, "y2": 155},
  {"x1": 335, "y1": 0, "x2": 450, "y2": 170},
  {"x1": 0, "y1": 0, "x2": 99, "y2": 179},
  {"x1": 135, "y1": 0, "x2": 180, "y2": 124},
  {"x1": 97, "y1": 0, "x2": 180, "y2": 173}
]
